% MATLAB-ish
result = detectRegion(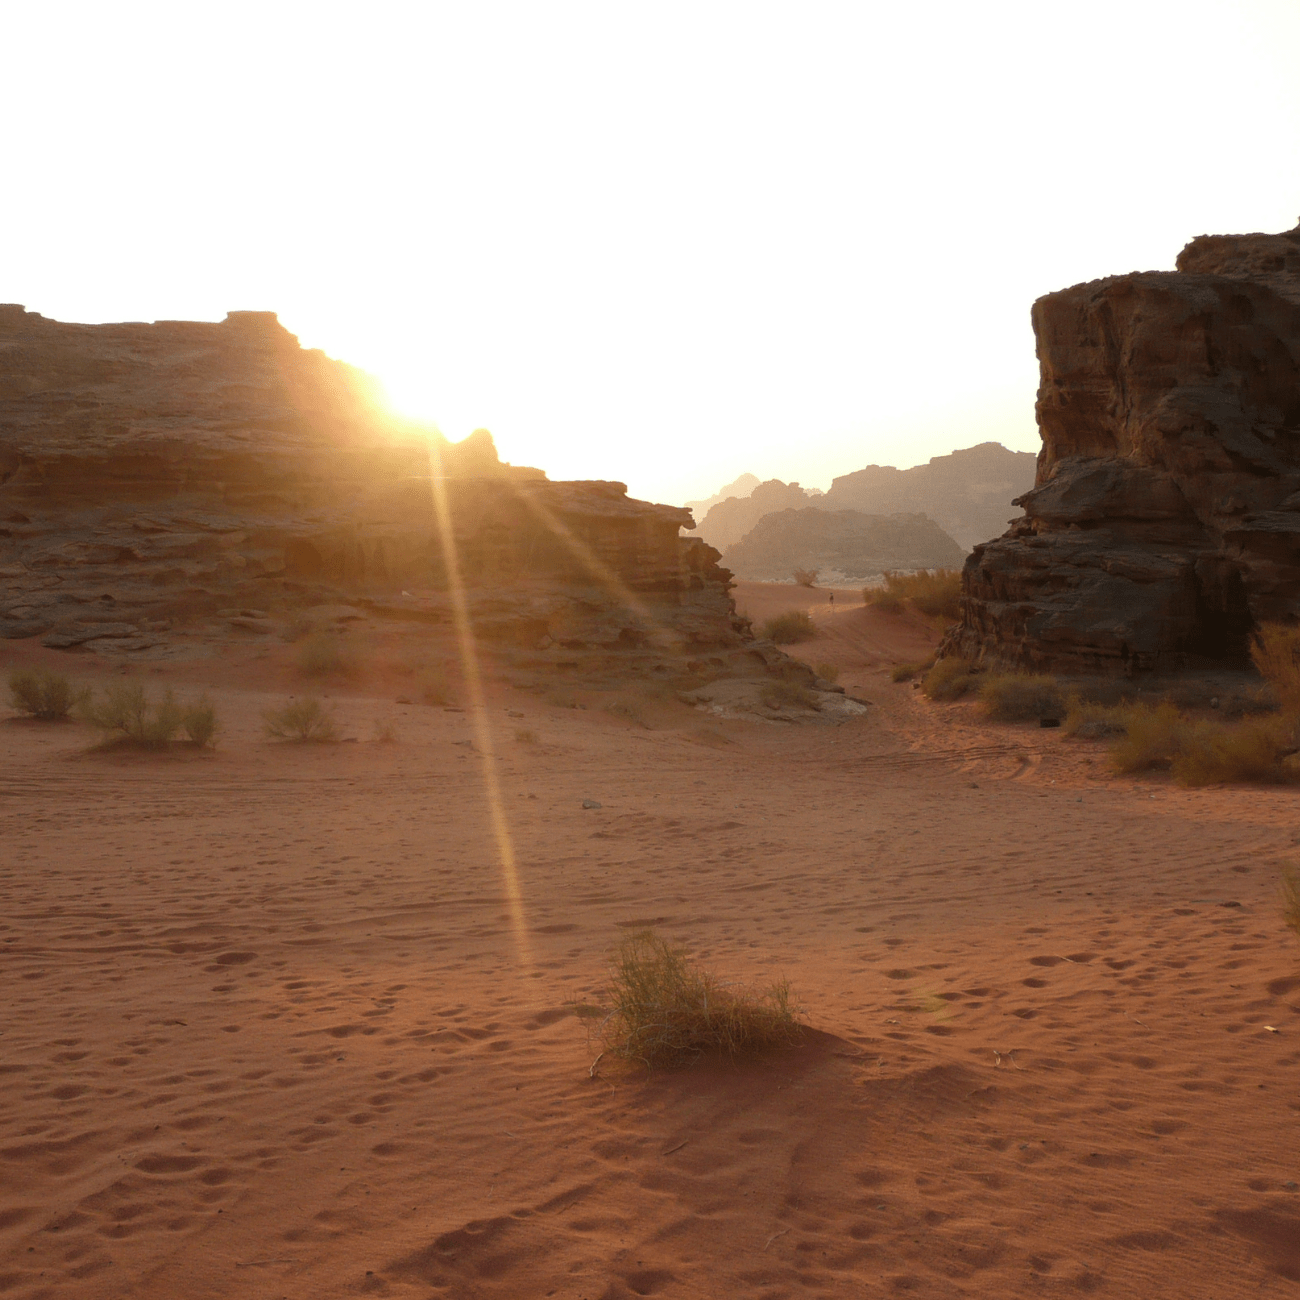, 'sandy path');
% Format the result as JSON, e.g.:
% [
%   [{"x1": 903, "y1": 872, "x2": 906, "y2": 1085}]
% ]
[{"x1": 2, "y1": 623, "x2": 1299, "y2": 1298}]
